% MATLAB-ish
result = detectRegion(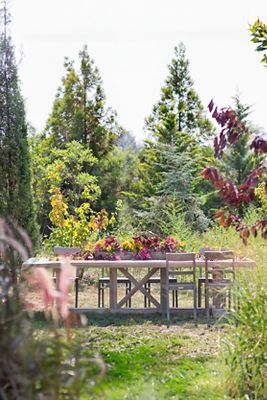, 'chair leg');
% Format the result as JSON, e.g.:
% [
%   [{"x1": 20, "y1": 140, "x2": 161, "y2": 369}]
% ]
[
  {"x1": 101, "y1": 283, "x2": 105, "y2": 308},
  {"x1": 148, "y1": 282, "x2": 151, "y2": 307},
  {"x1": 144, "y1": 283, "x2": 147, "y2": 307},
  {"x1": 172, "y1": 290, "x2": 178, "y2": 307},
  {"x1": 198, "y1": 279, "x2": 202, "y2": 308},
  {"x1": 193, "y1": 286, "x2": 197, "y2": 324},
  {"x1": 205, "y1": 286, "x2": 210, "y2": 324},
  {"x1": 74, "y1": 278, "x2": 79, "y2": 308},
  {"x1": 166, "y1": 295, "x2": 170, "y2": 327},
  {"x1": 129, "y1": 281, "x2": 131, "y2": 308},
  {"x1": 144, "y1": 282, "x2": 151, "y2": 307},
  {"x1": 126, "y1": 282, "x2": 131, "y2": 308},
  {"x1": 98, "y1": 281, "x2": 101, "y2": 308}
]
